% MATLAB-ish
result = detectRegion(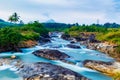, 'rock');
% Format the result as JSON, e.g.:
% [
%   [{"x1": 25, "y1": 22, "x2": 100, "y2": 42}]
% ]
[
  {"x1": 39, "y1": 36, "x2": 51, "y2": 44},
  {"x1": 70, "y1": 41, "x2": 76, "y2": 43},
  {"x1": 38, "y1": 33, "x2": 51, "y2": 45},
  {"x1": 66, "y1": 44, "x2": 81, "y2": 49},
  {"x1": 32, "y1": 49, "x2": 70, "y2": 60},
  {"x1": 84, "y1": 42, "x2": 120, "y2": 61},
  {"x1": 83, "y1": 60, "x2": 113, "y2": 65},
  {"x1": 74, "y1": 37, "x2": 87, "y2": 42},
  {"x1": 11, "y1": 55, "x2": 16, "y2": 59},
  {"x1": 19, "y1": 62, "x2": 90, "y2": 80},
  {"x1": 41, "y1": 34, "x2": 50, "y2": 38},
  {"x1": 83, "y1": 60, "x2": 118, "y2": 76},
  {"x1": 13, "y1": 47, "x2": 22, "y2": 53},
  {"x1": 61, "y1": 34, "x2": 71, "y2": 40}
]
